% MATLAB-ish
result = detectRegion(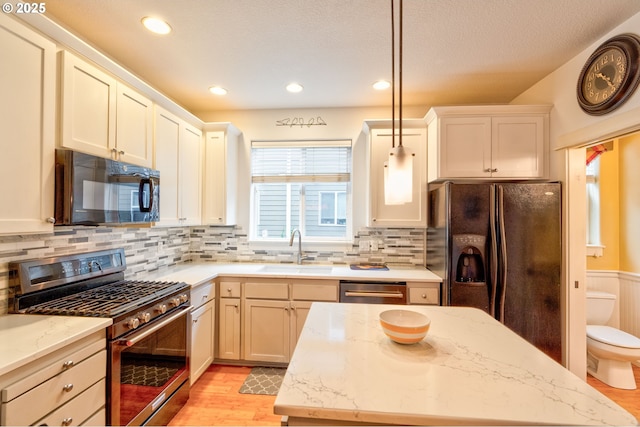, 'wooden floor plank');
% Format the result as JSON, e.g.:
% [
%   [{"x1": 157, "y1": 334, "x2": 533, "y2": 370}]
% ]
[{"x1": 170, "y1": 364, "x2": 640, "y2": 425}]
